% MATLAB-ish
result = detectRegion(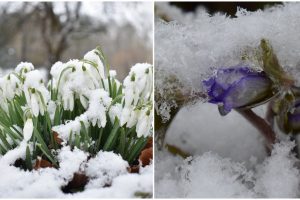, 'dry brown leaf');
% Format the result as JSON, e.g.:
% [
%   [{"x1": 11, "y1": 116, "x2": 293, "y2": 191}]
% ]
[
  {"x1": 34, "y1": 158, "x2": 53, "y2": 170},
  {"x1": 127, "y1": 165, "x2": 140, "y2": 173},
  {"x1": 139, "y1": 147, "x2": 153, "y2": 167},
  {"x1": 53, "y1": 131, "x2": 63, "y2": 145}
]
